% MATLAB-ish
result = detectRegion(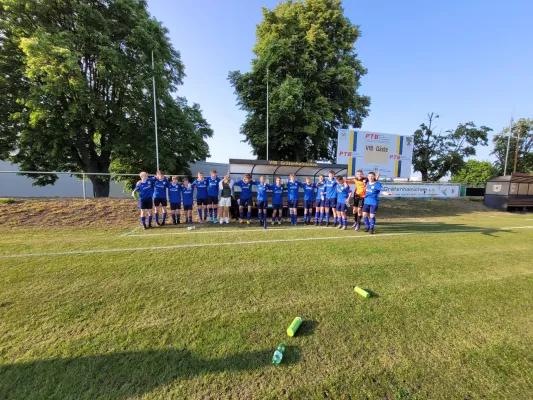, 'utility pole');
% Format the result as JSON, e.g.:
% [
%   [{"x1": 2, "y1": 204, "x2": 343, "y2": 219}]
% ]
[
  {"x1": 152, "y1": 50, "x2": 160, "y2": 171},
  {"x1": 503, "y1": 116, "x2": 513, "y2": 175},
  {"x1": 513, "y1": 122, "x2": 521, "y2": 173},
  {"x1": 266, "y1": 68, "x2": 269, "y2": 161}
]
